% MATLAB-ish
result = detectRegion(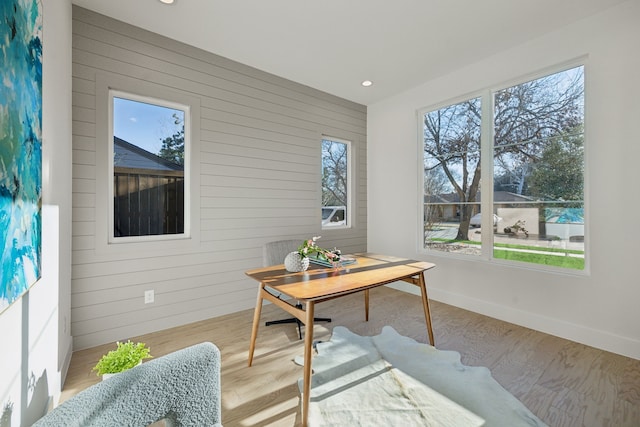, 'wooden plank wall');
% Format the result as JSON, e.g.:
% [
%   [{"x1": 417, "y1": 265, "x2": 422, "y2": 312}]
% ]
[{"x1": 71, "y1": 6, "x2": 367, "y2": 350}]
